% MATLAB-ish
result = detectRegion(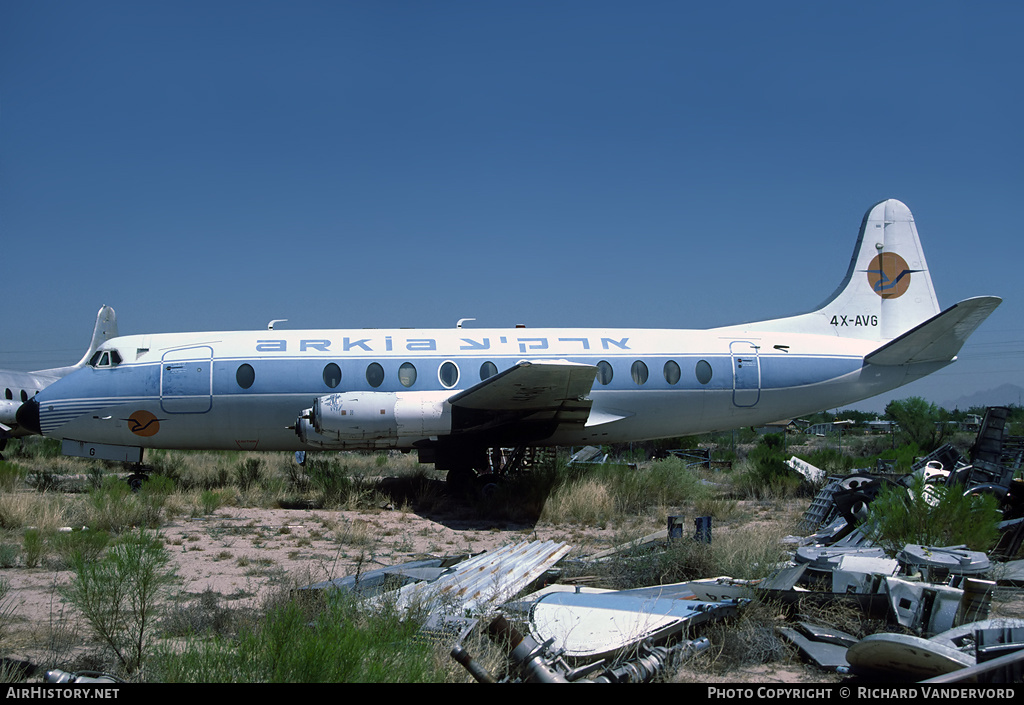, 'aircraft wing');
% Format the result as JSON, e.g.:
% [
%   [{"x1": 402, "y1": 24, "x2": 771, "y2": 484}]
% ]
[
  {"x1": 447, "y1": 360, "x2": 597, "y2": 438},
  {"x1": 865, "y1": 296, "x2": 1002, "y2": 366}
]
